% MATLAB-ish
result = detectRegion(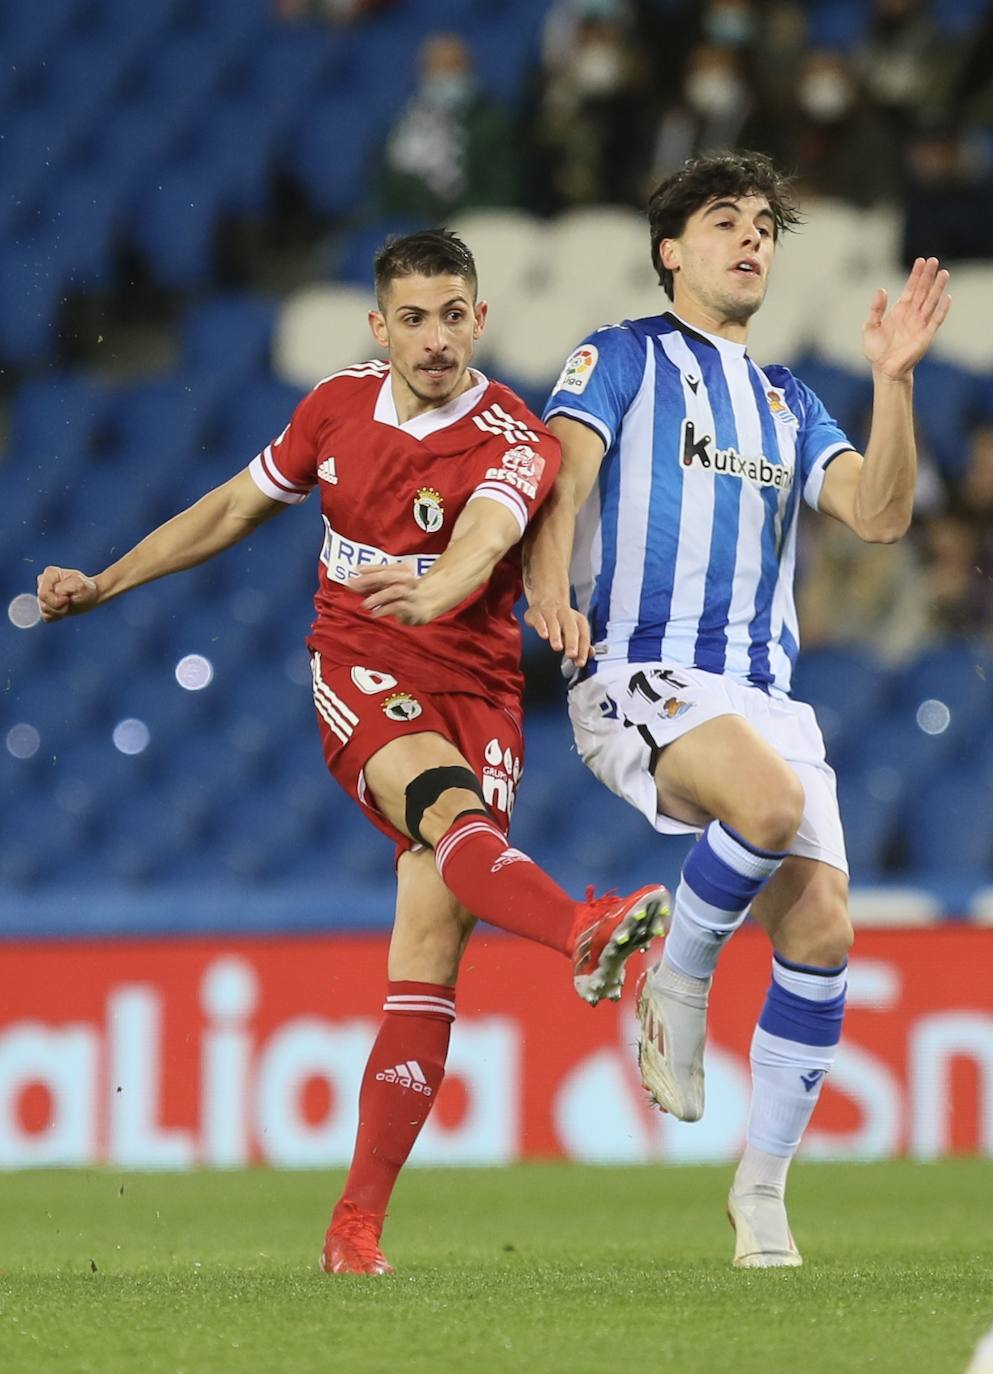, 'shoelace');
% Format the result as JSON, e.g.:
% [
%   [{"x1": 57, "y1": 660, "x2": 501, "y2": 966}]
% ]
[{"x1": 584, "y1": 885, "x2": 619, "y2": 909}]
